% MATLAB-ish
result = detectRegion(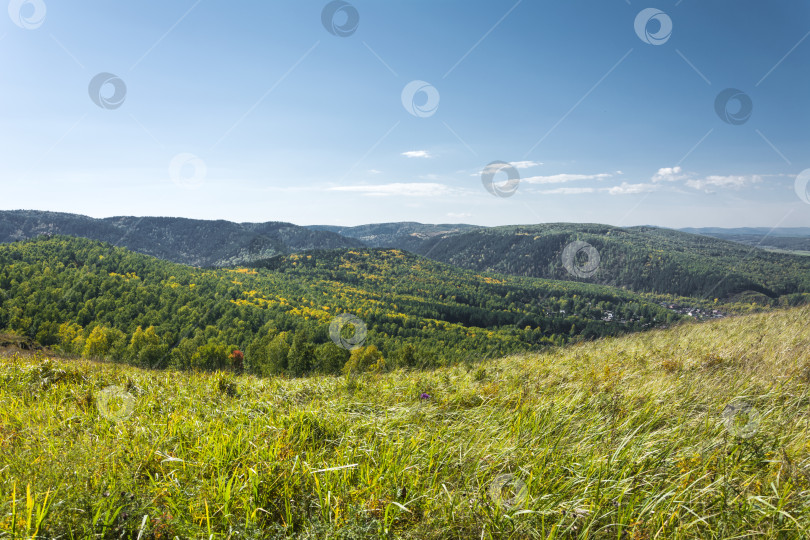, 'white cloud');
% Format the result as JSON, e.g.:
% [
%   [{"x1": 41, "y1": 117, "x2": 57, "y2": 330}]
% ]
[
  {"x1": 479, "y1": 162, "x2": 507, "y2": 176},
  {"x1": 367, "y1": 169, "x2": 382, "y2": 175},
  {"x1": 402, "y1": 150, "x2": 431, "y2": 158},
  {"x1": 474, "y1": 161, "x2": 543, "y2": 176},
  {"x1": 536, "y1": 187, "x2": 597, "y2": 195},
  {"x1": 447, "y1": 212, "x2": 472, "y2": 219},
  {"x1": 606, "y1": 182, "x2": 658, "y2": 195},
  {"x1": 652, "y1": 166, "x2": 689, "y2": 183},
  {"x1": 686, "y1": 175, "x2": 762, "y2": 191},
  {"x1": 529, "y1": 181, "x2": 657, "y2": 196},
  {"x1": 522, "y1": 173, "x2": 612, "y2": 184},
  {"x1": 329, "y1": 182, "x2": 454, "y2": 197},
  {"x1": 651, "y1": 166, "x2": 766, "y2": 192},
  {"x1": 511, "y1": 160, "x2": 542, "y2": 169}
]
